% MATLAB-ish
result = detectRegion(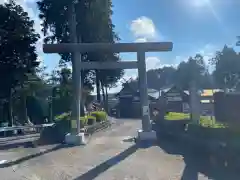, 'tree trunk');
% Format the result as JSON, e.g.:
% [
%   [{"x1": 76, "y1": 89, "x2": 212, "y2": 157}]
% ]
[
  {"x1": 105, "y1": 86, "x2": 109, "y2": 113},
  {"x1": 8, "y1": 89, "x2": 13, "y2": 126},
  {"x1": 96, "y1": 70, "x2": 101, "y2": 102},
  {"x1": 3, "y1": 102, "x2": 8, "y2": 123},
  {"x1": 101, "y1": 82, "x2": 105, "y2": 101},
  {"x1": 21, "y1": 93, "x2": 28, "y2": 124},
  {"x1": 100, "y1": 80, "x2": 106, "y2": 111}
]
